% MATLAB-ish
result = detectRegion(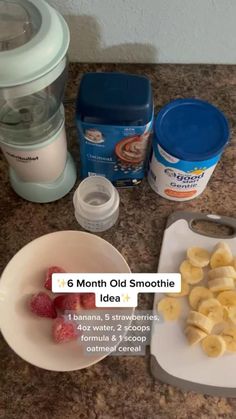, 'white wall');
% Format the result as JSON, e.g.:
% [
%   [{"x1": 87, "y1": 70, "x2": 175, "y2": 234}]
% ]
[{"x1": 47, "y1": 0, "x2": 236, "y2": 64}]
